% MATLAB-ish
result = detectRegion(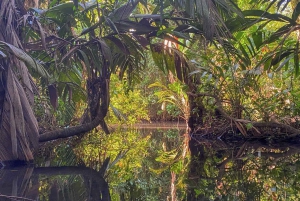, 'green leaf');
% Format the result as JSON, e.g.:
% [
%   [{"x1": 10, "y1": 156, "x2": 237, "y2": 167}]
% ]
[
  {"x1": 110, "y1": 104, "x2": 128, "y2": 121},
  {"x1": 79, "y1": 1, "x2": 97, "y2": 10},
  {"x1": 237, "y1": 42, "x2": 251, "y2": 67},
  {"x1": 105, "y1": 17, "x2": 120, "y2": 34},
  {"x1": 44, "y1": 2, "x2": 75, "y2": 19},
  {"x1": 131, "y1": 34, "x2": 149, "y2": 48},
  {"x1": 173, "y1": 24, "x2": 199, "y2": 34},
  {"x1": 266, "y1": 24, "x2": 294, "y2": 44},
  {"x1": 77, "y1": 49, "x2": 90, "y2": 75},
  {"x1": 275, "y1": 54, "x2": 292, "y2": 72},
  {"x1": 235, "y1": 31, "x2": 244, "y2": 40},
  {"x1": 246, "y1": 37, "x2": 256, "y2": 57},
  {"x1": 292, "y1": 3, "x2": 300, "y2": 21},
  {"x1": 171, "y1": 31, "x2": 190, "y2": 40},
  {"x1": 252, "y1": 31, "x2": 263, "y2": 50},
  {"x1": 271, "y1": 50, "x2": 294, "y2": 66},
  {"x1": 113, "y1": 21, "x2": 158, "y2": 35},
  {"x1": 49, "y1": 0, "x2": 58, "y2": 7},
  {"x1": 106, "y1": 36, "x2": 130, "y2": 55},
  {"x1": 246, "y1": 123, "x2": 253, "y2": 130},
  {"x1": 108, "y1": 1, "x2": 138, "y2": 22},
  {"x1": 0, "y1": 41, "x2": 50, "y2": 78},
  {"x1": 97, "y1": 39, "x2": 112, "y2": 65},
  {"x1": 264, "y1": 57, "x2": 272, "y2": 71},
  {"x1": 80, "y1": 21, "x2": 102, "y2": 36},
  {"x1": 243, "y1": 10, "x2": 295, "y2": 24}
]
